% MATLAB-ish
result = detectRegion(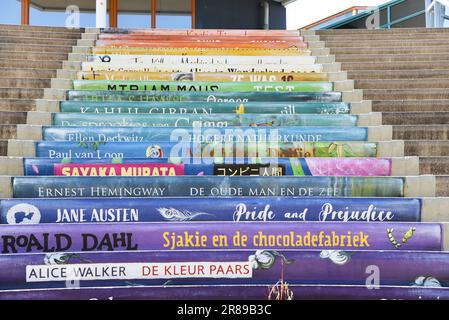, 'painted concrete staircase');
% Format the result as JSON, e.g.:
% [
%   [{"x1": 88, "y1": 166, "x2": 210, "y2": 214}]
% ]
[
  {"x1": 2, "y1": 27, "x2": 447, "y2": 228},
  {"x1": 0, "y1": 24, "x2": 82, "y2": 156},
  {"x1": 1, "y1": 25, "x2": 449, "y2": 299},
  {"x1": 315, "y1": 28, "x2": 449, "y2": 197}
]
